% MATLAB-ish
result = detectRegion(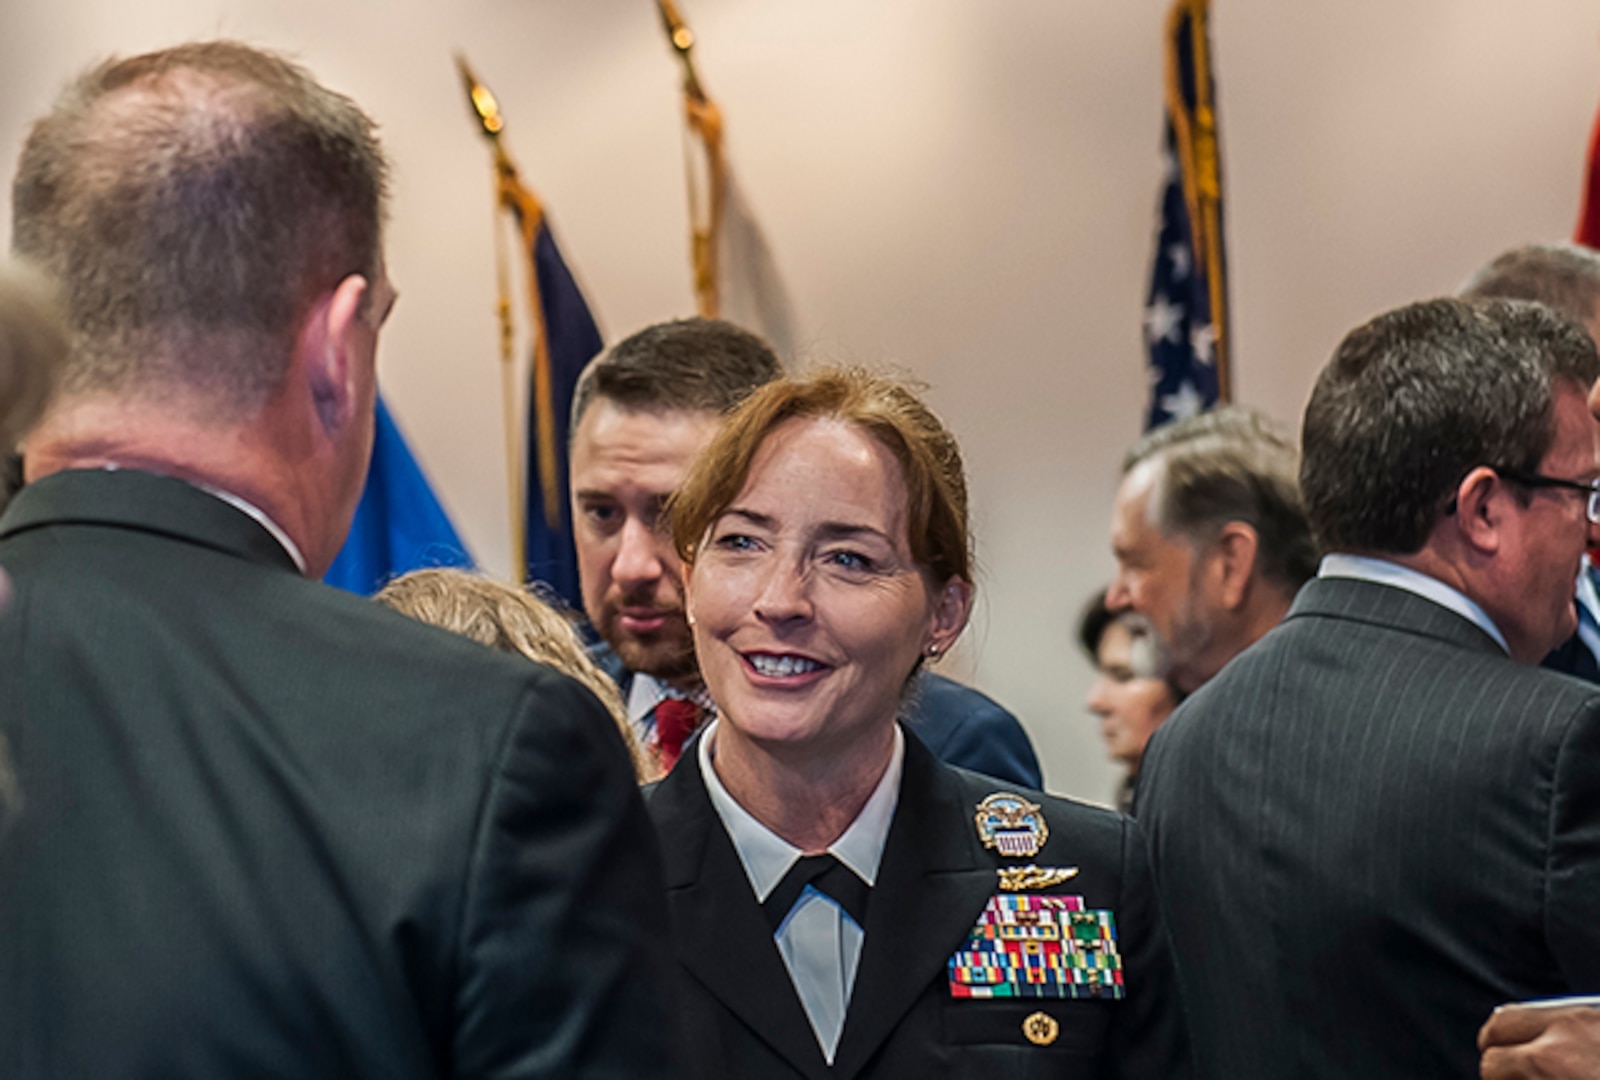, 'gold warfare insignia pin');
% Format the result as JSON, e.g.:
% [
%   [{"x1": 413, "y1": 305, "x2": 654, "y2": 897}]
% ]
[
  {"x1": 998, "y1": 865, "x2": 1080, "y2": 892},
  {"x1": 1023, "y1": 1011, "x2": 1060, "y2": 1046},
  {"x1": 975, "y1": 793, "x2": 1048, "y2": 858}
]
